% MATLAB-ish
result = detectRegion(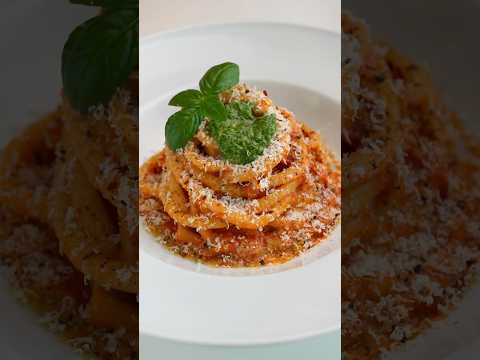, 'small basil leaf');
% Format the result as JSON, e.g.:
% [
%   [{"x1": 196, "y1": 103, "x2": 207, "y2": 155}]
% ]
[
  {"x1": 62, "y1": 8, "x2": 138, "y2": 113},
  {"x1": 202, "y1": 96, "x2": 227, "y2": 123},
  {"x1": 169, "y1": 89, "x2": 203, "y2": 108},
  {"x1": 71, "y1": 0, "x2": 138, "y2": 9},
  {"x1": 199, "y1": 62, "x2": 239, "y2": 95},
  {"x1": 165, "y1": 108, "x2": 203, "y2": 150},
  {"x1": 207, "y1": 101, "x2": 277, "y2": 165}
]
